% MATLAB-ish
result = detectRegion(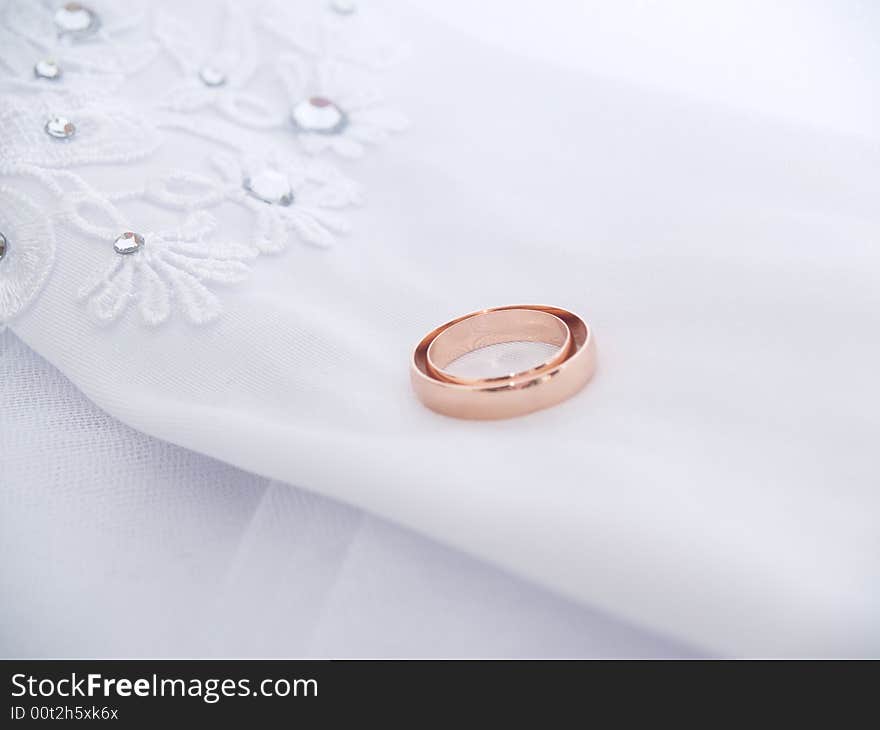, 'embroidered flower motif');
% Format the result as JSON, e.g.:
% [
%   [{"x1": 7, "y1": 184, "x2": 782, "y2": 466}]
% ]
[
  {"x1": 1, "y1": 0, "x2": 157, "y2": 79},
  {"x1": 68, "y1": 193, "x2": 255, "y2": 326},
  {"x1": 0, "y1": 49, "x2": 124, "y2": 100},
  {"x1": 0, "y1": 97, "x2": 161, "y2": 169},
  {"x1": 0, "y1": 24, "x2": 125, "y2": 99},
  {"x1": 154, "y1": 2, "x2": 283, "y2": 129},
  {"x1": 143, "y1": 151, "x2": 362, "y2": 251},
  {"x1": 261, "y1": 0, "x2": 408, "y2": 70},
  {"x1": 0, "y1": 187, "x2": 56, "y2": 323},
  {"x1": 278, "y1": 56, "x2": 408, "y2": 158},
  {"x1": 0, "y1": 1, "x2": 410, "y2": 330}
]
